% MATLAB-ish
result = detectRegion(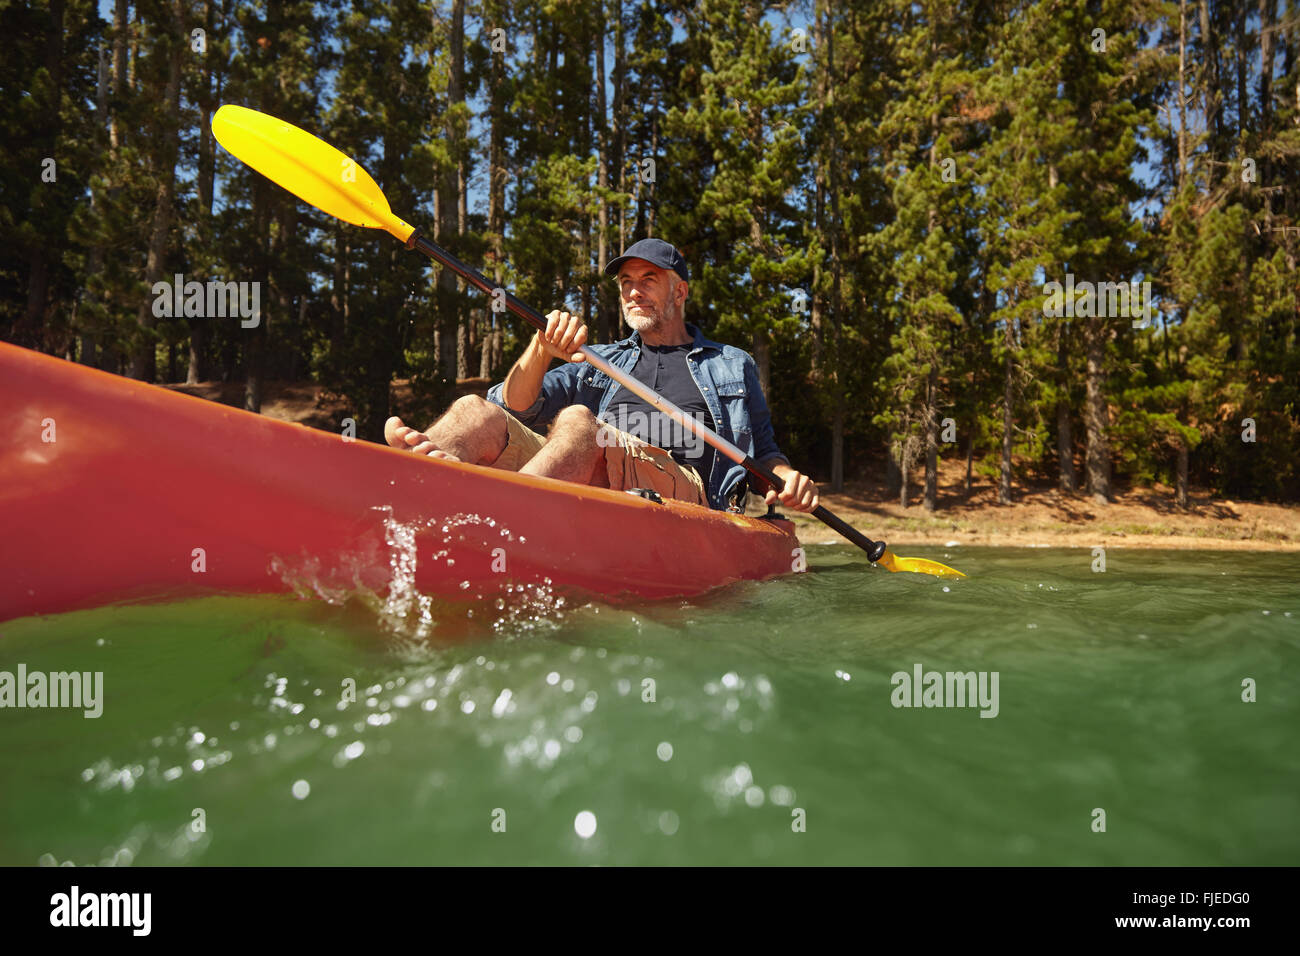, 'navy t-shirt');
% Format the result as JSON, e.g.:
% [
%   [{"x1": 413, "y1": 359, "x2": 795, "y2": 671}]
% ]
[{"x1": 599, "y1": 343, "x2": 716, "y2": 482}]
